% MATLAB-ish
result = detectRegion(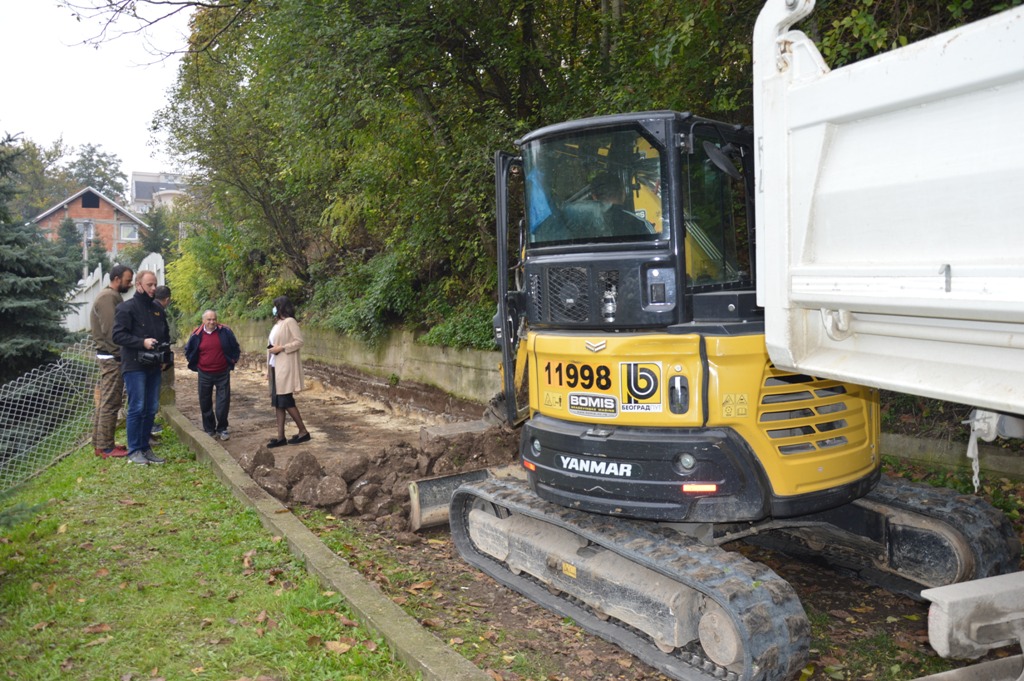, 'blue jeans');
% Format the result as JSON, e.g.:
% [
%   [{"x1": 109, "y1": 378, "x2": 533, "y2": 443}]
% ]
[{"x1": 123, "y1": 369, "x2": 162, "y2": 453}]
